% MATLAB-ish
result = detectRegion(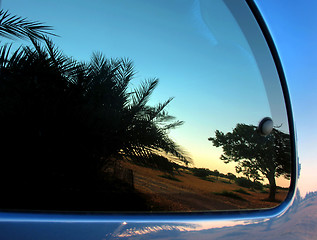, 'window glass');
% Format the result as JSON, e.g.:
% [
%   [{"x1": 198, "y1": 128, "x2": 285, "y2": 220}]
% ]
[{"x1": 0, "y1": 0, "x2": 291, "y2": 211}]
